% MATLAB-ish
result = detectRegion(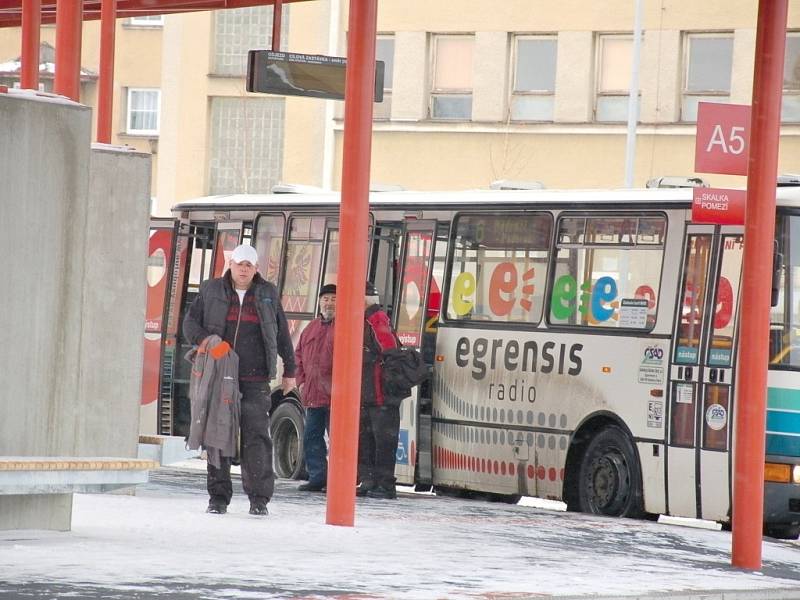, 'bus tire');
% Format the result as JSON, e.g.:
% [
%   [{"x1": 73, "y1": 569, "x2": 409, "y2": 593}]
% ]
[
  {"x1": 764, "y1": 523, "x2": 800, "y2": 540},
  {"x1": 576, "y1": 425, "x2": 643, "y2": 518},
  {"x1": 271, "y1": 401, "x2": 306, "y2": 480}
]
